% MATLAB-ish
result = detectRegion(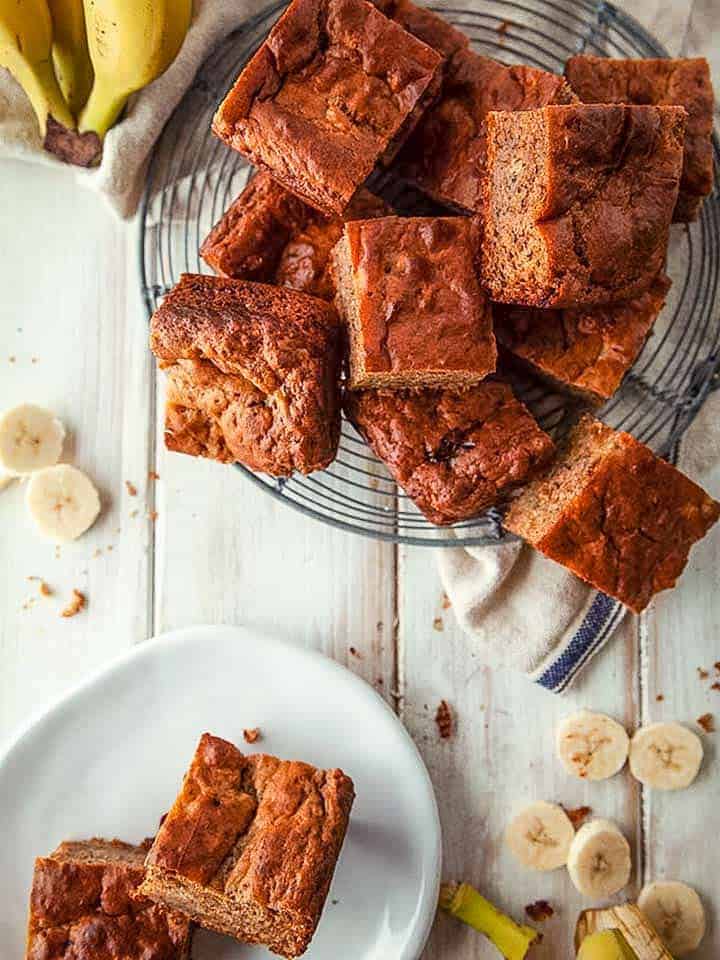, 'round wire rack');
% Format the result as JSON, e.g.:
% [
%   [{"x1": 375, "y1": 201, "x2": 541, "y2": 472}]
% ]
[{"x1": 139, "y1": 0, "x2": 720, "y2": 546}]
